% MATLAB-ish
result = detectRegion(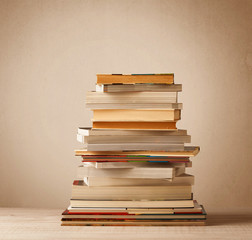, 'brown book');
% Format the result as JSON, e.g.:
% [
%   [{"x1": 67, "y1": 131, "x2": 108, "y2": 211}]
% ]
[
  {"x1": 61, "y1": 220, "x2": 206, "y2": 226},
  {"x1": 97, "y1": 74, "x2": 174, "y2": 84},
  {"x1": 92, "y1": 109, "x2": 181, "y2": 122},
  {"x1": 92, "y1": 121, "x2": 177, "y2": 130}
]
